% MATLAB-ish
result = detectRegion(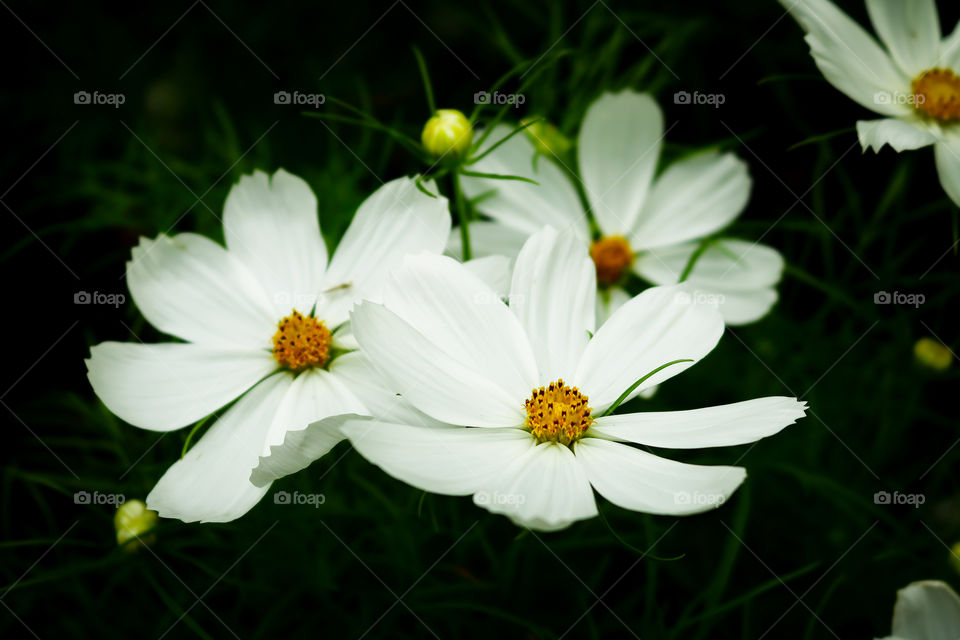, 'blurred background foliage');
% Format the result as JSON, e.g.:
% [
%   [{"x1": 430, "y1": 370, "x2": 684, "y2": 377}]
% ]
[{"x1": 2, "y1": 0, "x2": 959, "y2": 637}]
